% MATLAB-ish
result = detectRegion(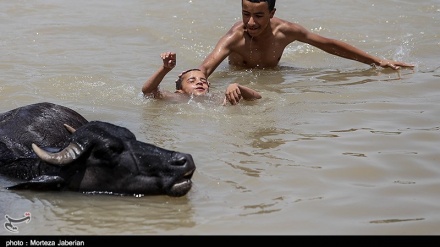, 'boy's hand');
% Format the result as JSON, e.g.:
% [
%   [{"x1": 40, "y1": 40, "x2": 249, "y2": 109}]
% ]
[{"x1": 161, "y1": 52, "x2": 176, "y2": 69}]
